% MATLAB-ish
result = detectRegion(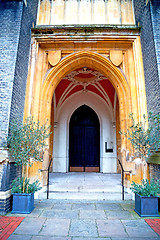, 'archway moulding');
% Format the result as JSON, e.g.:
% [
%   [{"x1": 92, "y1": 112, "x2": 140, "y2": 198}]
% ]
[{"x1": 39, "y1": 51, "x2": 131, "y2": 125}]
